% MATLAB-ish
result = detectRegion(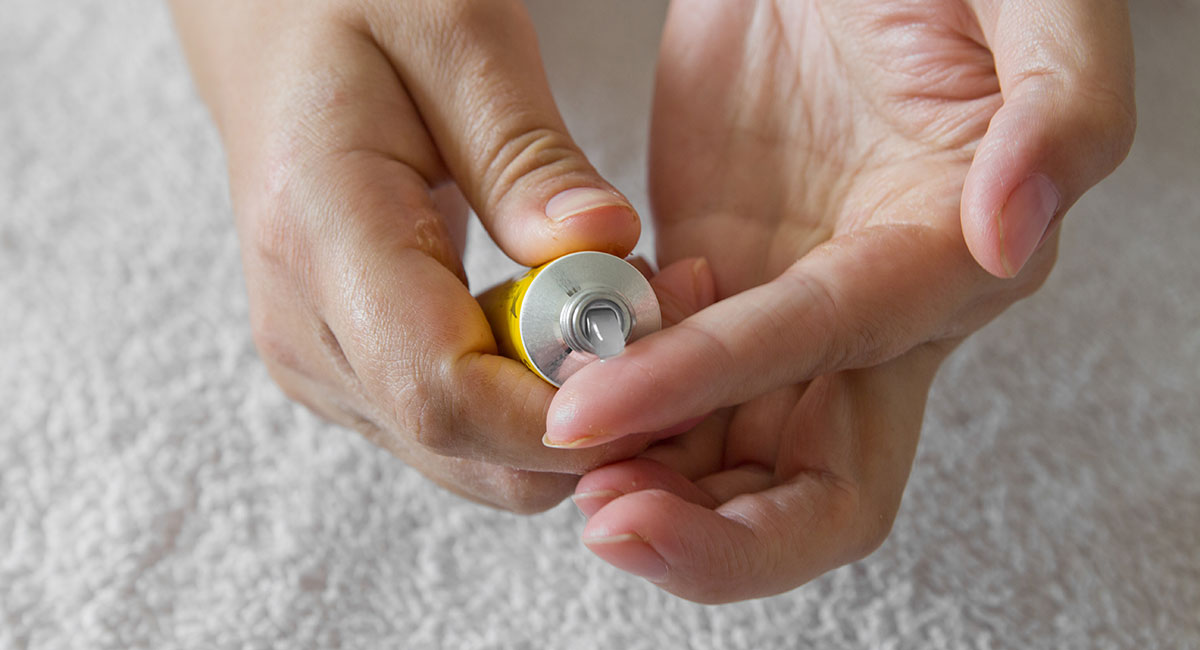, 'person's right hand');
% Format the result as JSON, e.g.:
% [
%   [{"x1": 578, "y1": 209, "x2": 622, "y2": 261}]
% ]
[{"x1": 170, "y1": 0, "x2": 690, "y2": 512}]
